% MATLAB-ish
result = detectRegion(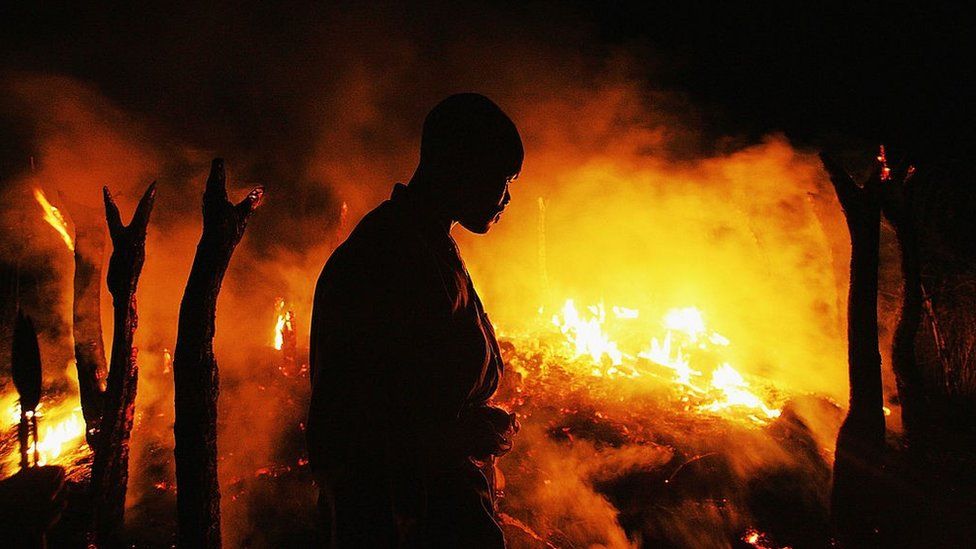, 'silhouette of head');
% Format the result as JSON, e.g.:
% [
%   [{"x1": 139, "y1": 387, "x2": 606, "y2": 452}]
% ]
[{"x1": 413, "y1": 93, "x2": 523, "y2": 233}]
